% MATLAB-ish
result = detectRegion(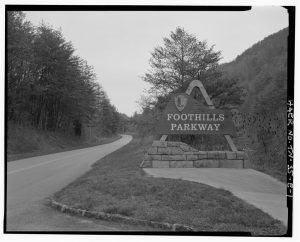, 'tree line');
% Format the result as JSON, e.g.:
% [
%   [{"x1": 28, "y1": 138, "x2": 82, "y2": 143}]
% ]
[{"x1": 7, "y1": 11, "x2": 126, "y2": 136}]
